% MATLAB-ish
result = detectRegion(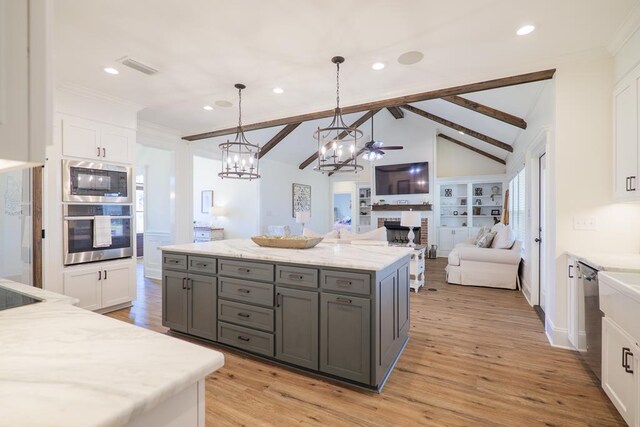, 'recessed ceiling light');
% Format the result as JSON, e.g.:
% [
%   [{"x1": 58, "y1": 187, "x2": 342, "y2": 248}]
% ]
[
  {"x1": 372, "y1": 62, "x2": 385, "y2": 71},
  {"x1": 215, "y1": 100, "x2": 233, "y2": 108},
  {"x1": 398, "y1": 51, "x2": 424, "y2": 65},
  {"x1": 203, "y1": 105, "x2": 213, "y2": 111},
  {"x1": 458, "y1": 131, "x2": 465, "y2": 135},
  {"x1": 103, "y1": 67, "x2": 119, "y2": 75},
  {"x1": 516, "y1": 25, "x2": 535, "y2": 36},
  {"x1": 273, "y1": 87, "x2": 284, "y2": 94}
]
